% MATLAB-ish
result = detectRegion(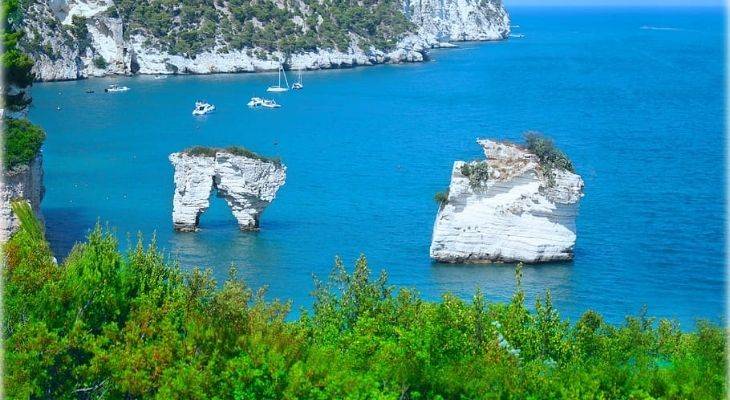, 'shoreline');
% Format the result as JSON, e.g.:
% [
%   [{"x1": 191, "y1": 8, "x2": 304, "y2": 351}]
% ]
[{"x1": 30, "y1": 40, "x2": 506, "y2": 84}]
